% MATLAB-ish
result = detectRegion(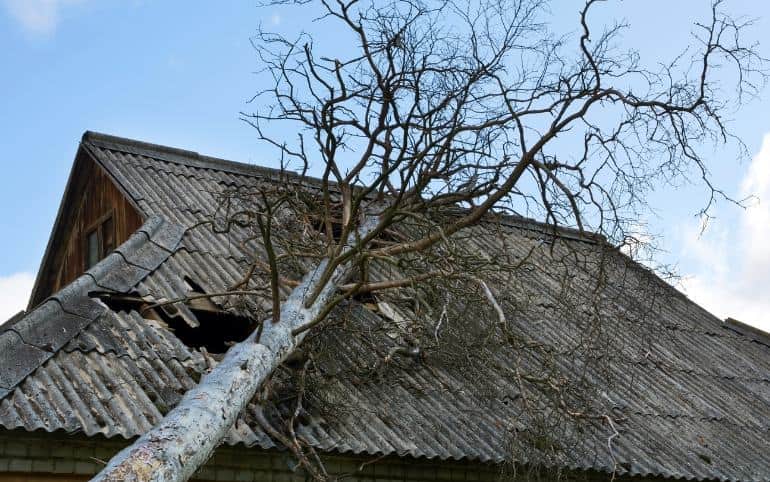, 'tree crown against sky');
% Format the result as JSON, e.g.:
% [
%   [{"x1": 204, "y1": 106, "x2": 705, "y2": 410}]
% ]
[
  {"x1": 89, "y1": 1, "x2": 767, "y2": 480},
  {"x1": 1, "y1": 1, "x2": 770, "y2": 329},
  {"x1": 243, "y1": 0, "x2": 765, "y2": 262}
]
